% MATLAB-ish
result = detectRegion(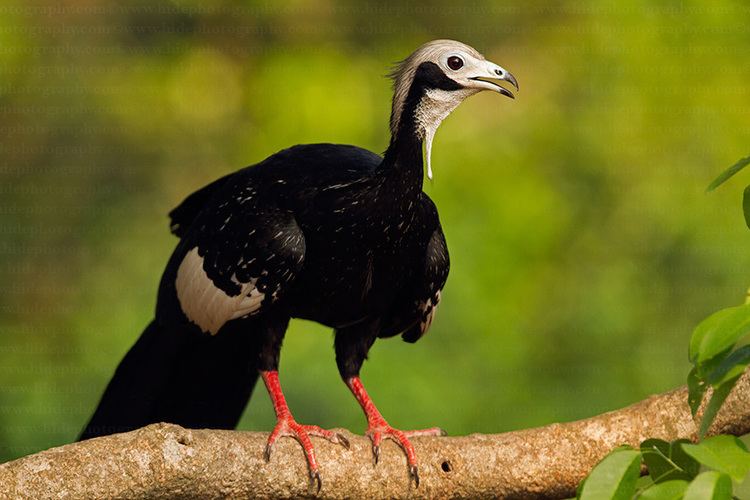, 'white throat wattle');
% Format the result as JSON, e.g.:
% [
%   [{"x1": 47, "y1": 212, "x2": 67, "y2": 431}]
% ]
[{"x1": 415, "y1": 88, "x2": 477, "y2": 180}]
